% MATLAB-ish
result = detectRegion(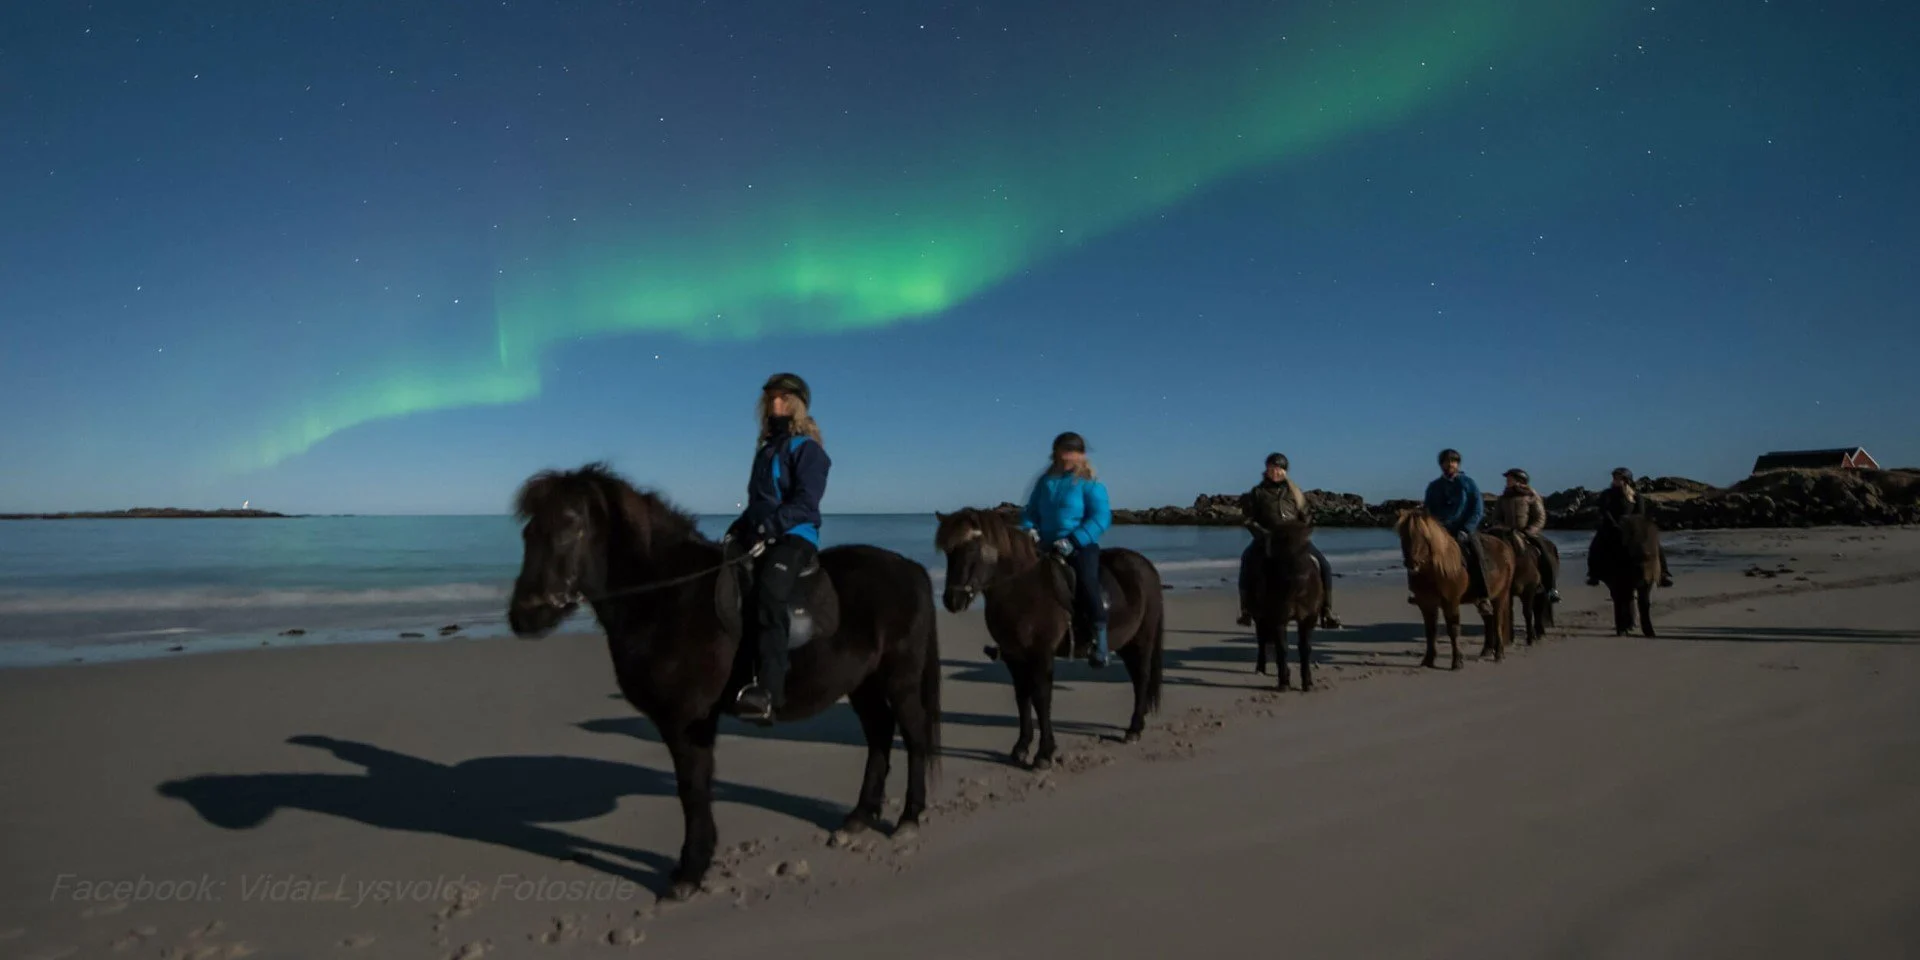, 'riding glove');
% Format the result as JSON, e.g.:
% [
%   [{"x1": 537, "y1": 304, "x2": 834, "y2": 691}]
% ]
[{"x1": 1051, "y1": 538, "x2": 1075, "y2": 557}]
